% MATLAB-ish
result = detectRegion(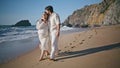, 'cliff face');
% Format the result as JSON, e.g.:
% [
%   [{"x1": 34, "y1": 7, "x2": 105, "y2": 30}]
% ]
[{"x1": 63, "y1": 0, "x2": 120, "y2": 27}]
